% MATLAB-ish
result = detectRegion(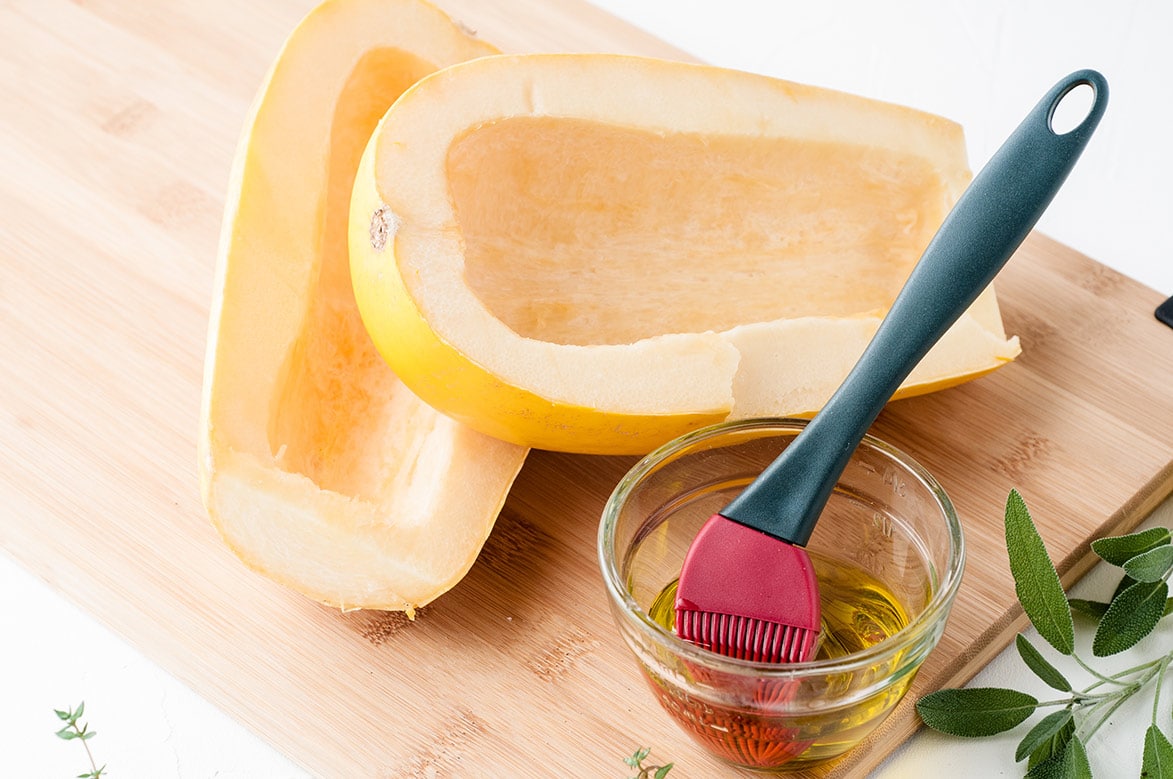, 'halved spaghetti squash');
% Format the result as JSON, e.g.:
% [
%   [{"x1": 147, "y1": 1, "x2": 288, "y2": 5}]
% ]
[
  {"x1": 350, "y1": 54, "x2": 1020, "y2": 455},
  {"x1": 199, "y1": 0, "x2": 527, "y2": 613}
]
